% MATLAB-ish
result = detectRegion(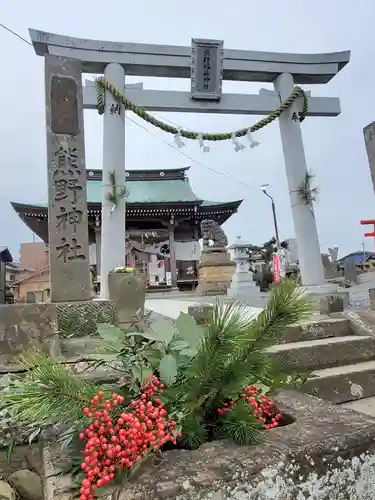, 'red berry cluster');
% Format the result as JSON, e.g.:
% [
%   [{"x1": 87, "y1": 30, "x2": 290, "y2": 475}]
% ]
[
  {"x1": 217, "y1": 385, "x2": 282, "y2": 430},
  {"x1": 78, "y1": 376, "x2": 180, "y2": 500}
]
